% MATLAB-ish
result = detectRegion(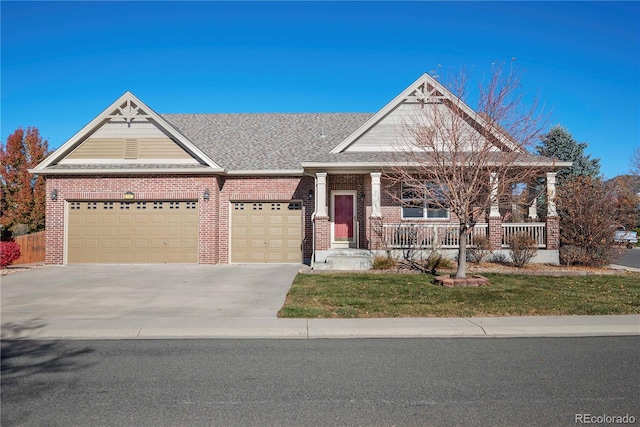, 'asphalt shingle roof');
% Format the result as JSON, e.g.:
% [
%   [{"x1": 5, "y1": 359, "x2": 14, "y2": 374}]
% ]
[{"x1": 161, "y1": 113, "x2": 372, "y2": 171}]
